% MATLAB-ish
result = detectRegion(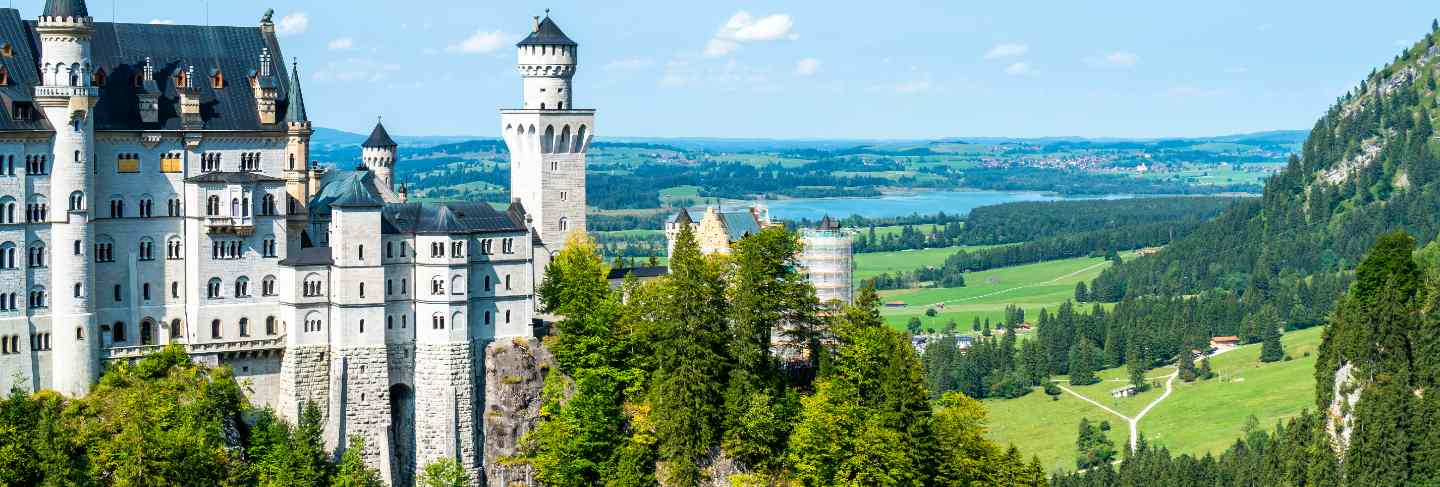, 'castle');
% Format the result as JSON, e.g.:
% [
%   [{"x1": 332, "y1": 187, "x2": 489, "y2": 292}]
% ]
[{"x1": 0, "y1": 1, "x2": 592, "y2": 485}]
